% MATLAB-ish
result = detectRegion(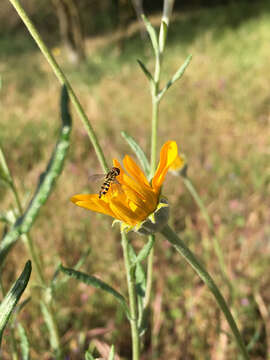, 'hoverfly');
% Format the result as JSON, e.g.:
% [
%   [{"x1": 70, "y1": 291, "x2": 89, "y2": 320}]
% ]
[{"x1": 89, "y1": 167, "x2": 121, "y2": 198}]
